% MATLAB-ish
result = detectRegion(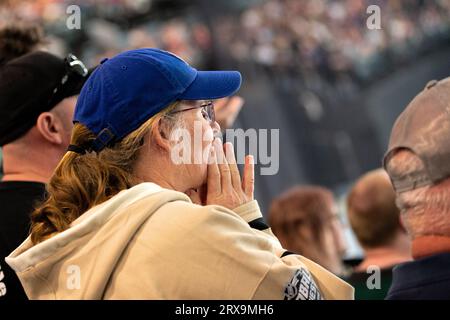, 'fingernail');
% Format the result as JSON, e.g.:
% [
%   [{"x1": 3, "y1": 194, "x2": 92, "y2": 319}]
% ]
[
  {"x1": 247, "y1": 155, "x2": 254, "y2": 164},
  {"x1": 224, "y1": 142, "x2": 233, "y2": 152}
]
